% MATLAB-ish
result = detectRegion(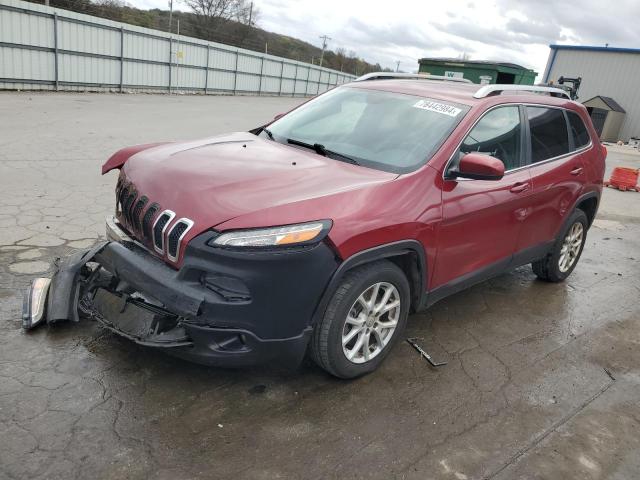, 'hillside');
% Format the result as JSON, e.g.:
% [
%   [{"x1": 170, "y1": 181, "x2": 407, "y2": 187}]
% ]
[{"x1": 25, "y1": 0, "x2": 388, "y2": 75}]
